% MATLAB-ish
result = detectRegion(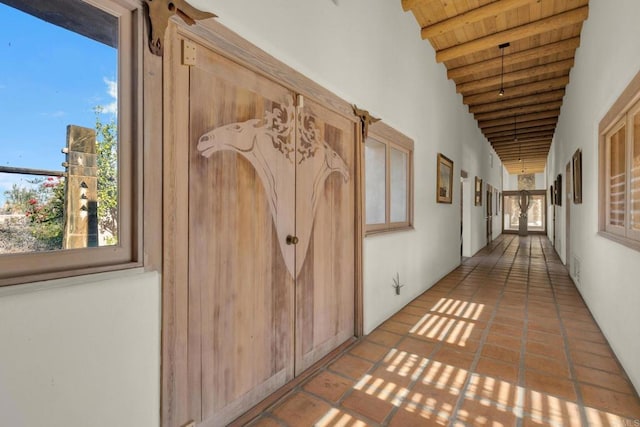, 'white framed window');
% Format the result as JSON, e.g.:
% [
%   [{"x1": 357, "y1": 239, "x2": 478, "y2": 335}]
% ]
[
  {"x1": 364, "y1": 122, "x2": 414, "y2": 234},
  {"x1": 599, "y1": 70, "x2": 640, "y2": 250},
  {"x1": 0, "y1": 0, "x2": 142, "y2": 285}
]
